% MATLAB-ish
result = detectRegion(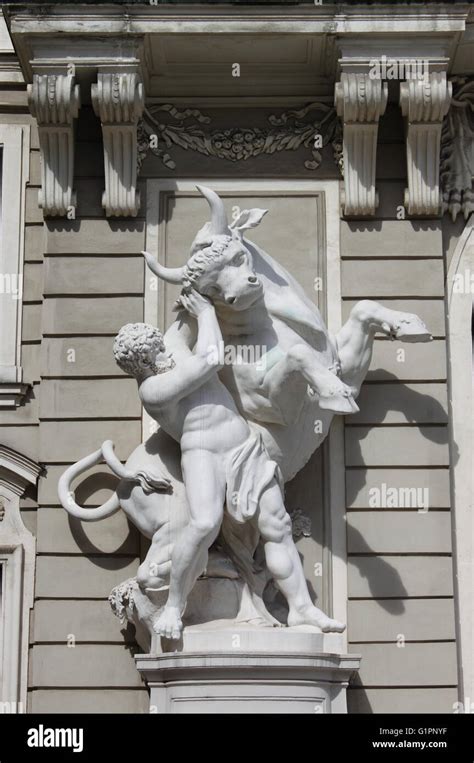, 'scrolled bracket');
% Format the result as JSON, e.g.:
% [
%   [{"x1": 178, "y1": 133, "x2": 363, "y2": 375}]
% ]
[
  {"x1": 27, "y1": 73, "x2": 80, "y2": 217},
  {"x1": 400, "y1": 72, "x2": 452, "y2": 217},
  {"x1": 92, "y1": 71, "x2": 145, "y2": 218},
  {"x1": 335, "y1": 72, "x2": 388, "y2": 217}
]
